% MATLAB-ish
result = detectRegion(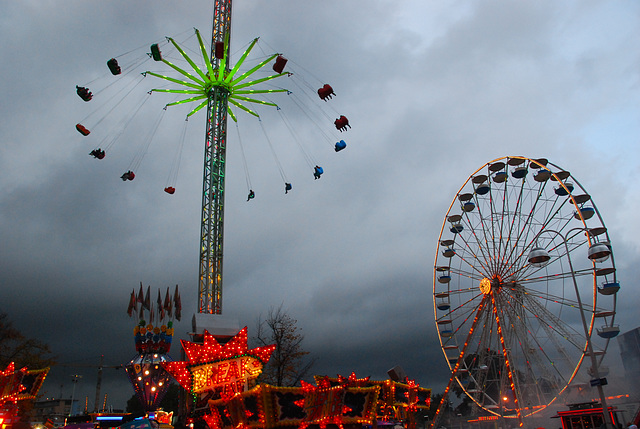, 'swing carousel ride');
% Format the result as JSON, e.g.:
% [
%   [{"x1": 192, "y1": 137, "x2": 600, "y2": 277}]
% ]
[{"x1": 74, "y1": 2, "x2": 350, "y2": 319}]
